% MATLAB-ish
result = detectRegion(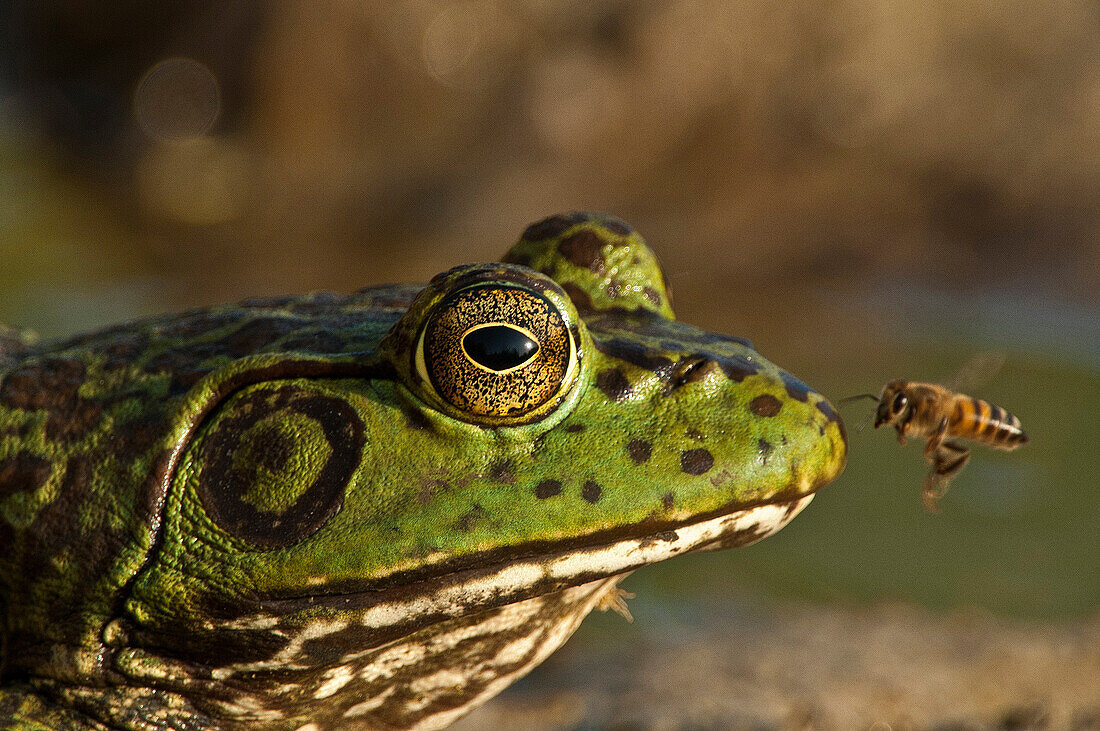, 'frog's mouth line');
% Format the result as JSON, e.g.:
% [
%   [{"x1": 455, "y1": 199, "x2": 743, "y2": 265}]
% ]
[{"x1": 242, "y1": 495, "x2": 814, "y2": 650}]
